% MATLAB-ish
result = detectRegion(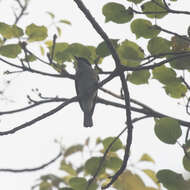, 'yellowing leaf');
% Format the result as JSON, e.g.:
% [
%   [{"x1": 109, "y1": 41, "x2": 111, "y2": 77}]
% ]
[
  {"x1": 114, "y1": 170, "x2": 146, "y2": 190},
  {"x1": 143, "y1": 169, "x2": 160, "y2": 188},
  {"x1": 59, "y1": 19, "x2": 72, "y2": 25},
  {"x1": 140, "y1": 153, "x2": 155, "y2": 163},
  {"x1": 39, "y1": 181, "x2": 52, "y2": 190}
]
